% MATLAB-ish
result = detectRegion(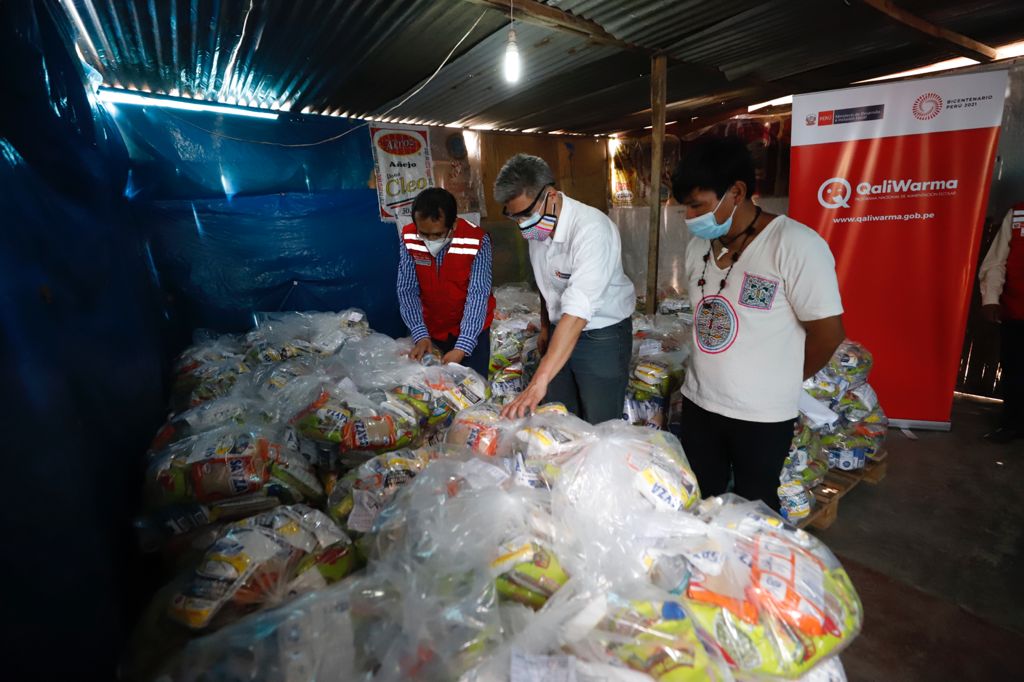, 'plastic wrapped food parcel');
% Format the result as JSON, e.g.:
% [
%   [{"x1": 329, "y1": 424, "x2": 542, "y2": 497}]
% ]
[{"x1": 143, "y1": 336, "x2": 861, "y2": 682}]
